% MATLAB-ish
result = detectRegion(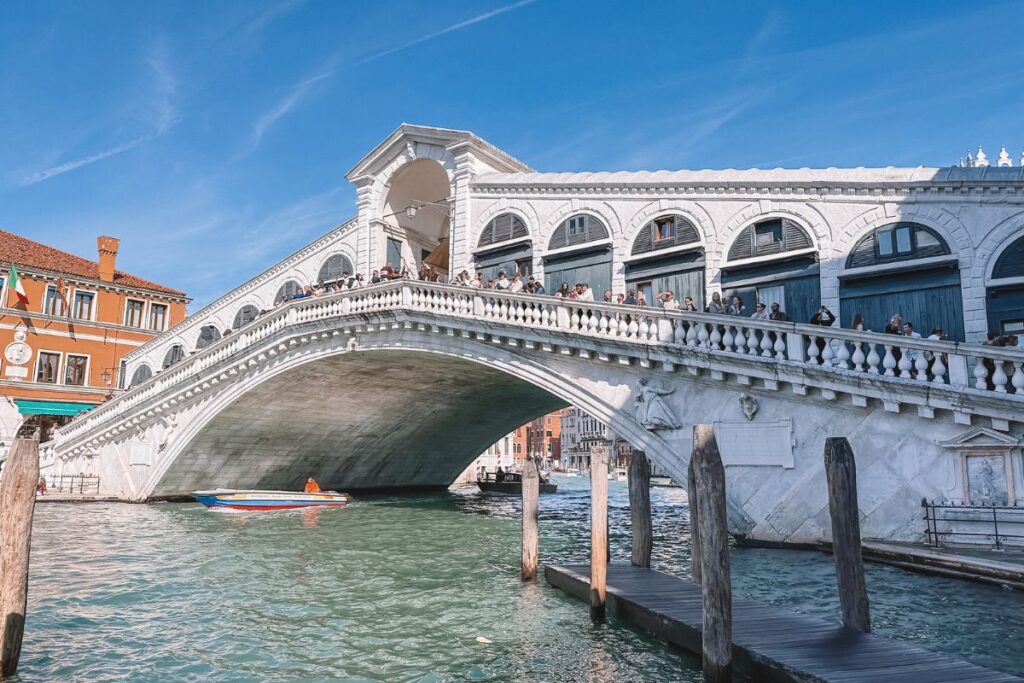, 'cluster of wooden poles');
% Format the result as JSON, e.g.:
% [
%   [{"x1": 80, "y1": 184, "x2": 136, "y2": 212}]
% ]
[
  {"x1": 519, "y1": 427, "x2": 871, "y2": 683},
  {"x1": 0, "y1": 439, "x2": 39, "y2": 680}
]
